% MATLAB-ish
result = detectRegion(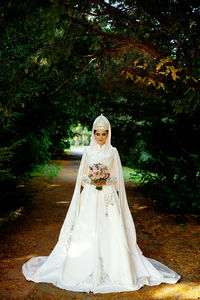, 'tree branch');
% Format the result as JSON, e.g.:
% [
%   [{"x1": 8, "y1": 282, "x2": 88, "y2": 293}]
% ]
[
  {"x1": 67, "y1": 14, "x2": 164, "y2": 58},
  {"x1": 47, "y1": 57, "x2": 97, "y2": 96}
]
